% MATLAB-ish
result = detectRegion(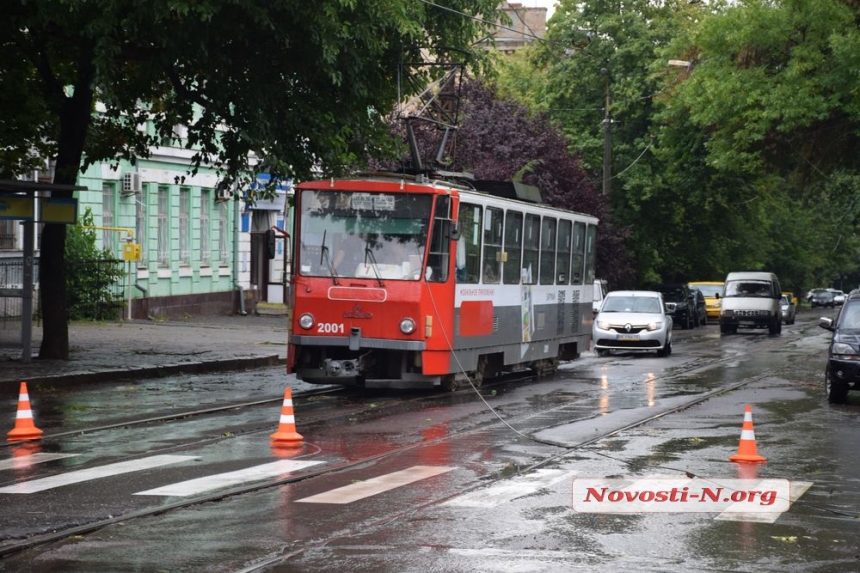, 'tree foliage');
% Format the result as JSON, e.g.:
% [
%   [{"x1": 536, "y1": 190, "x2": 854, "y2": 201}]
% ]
[
  {"x1": 372, "y1": 79, "x2": 633, "y2": 288},
  {"x1": 1, "y1": 0, "x2": 500, "y2": 358},
  {"x1": 512, "y1": 0, "x2": 860, "y2": 293},
  {"x1": 65, "y1": 209, "x2": 125, "y2": 321}
]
